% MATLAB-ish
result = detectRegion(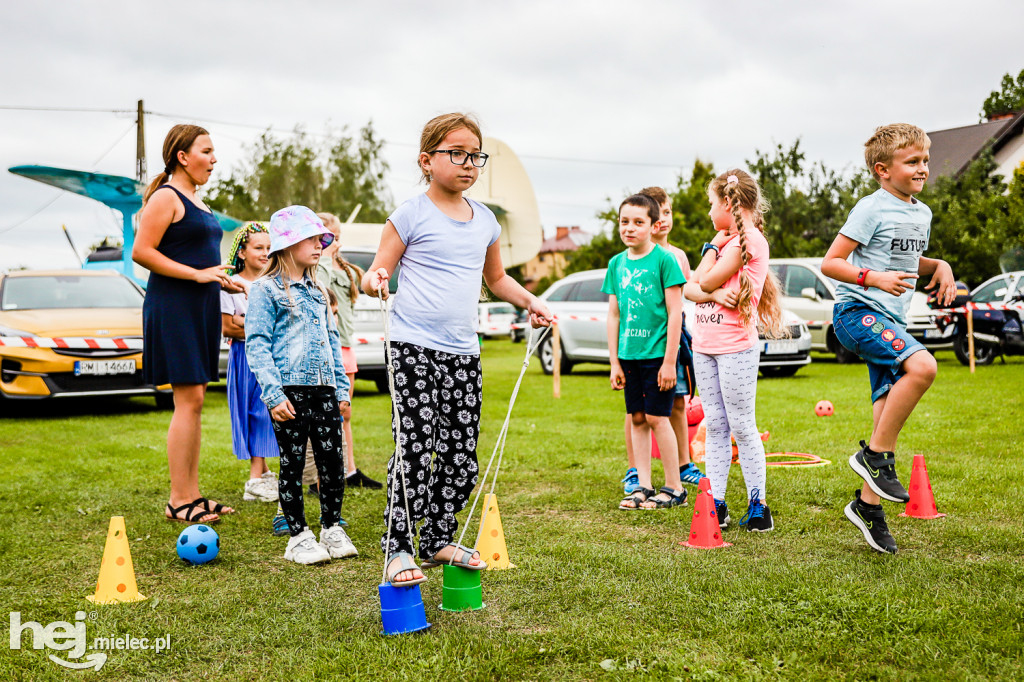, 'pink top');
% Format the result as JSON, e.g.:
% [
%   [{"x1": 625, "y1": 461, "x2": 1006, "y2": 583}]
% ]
[{"x1": 692, "y1": 228, "x2": 770, "y2": 355}]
